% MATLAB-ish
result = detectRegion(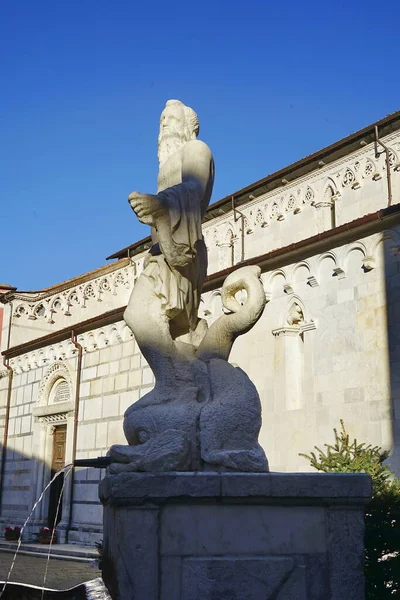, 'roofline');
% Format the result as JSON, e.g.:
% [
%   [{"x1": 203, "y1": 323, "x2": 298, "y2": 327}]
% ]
[
  {"x1": 106, "y1": 239, "x2": 151, "y2": 261},
  {"x1": 4, "y1": 203, "x2": 400, "y2": 360},
  {"x1": 106, "y1": 109, "x2": 400, "y2": 261}
]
